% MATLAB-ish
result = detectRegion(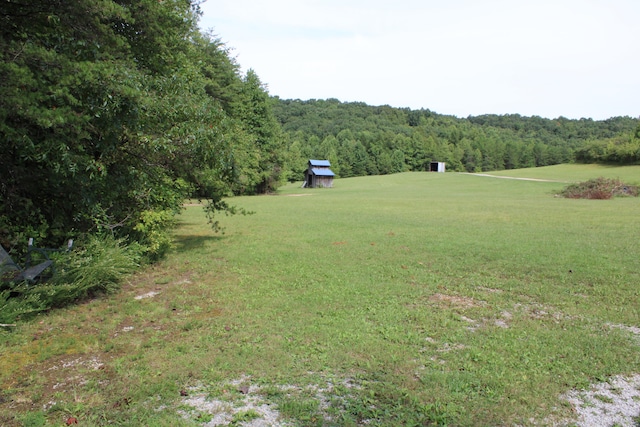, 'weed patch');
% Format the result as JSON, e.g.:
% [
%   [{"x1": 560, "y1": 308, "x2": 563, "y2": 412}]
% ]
[{"x1": 0, "y1": 235, "x2": 141, "y2": 324}]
